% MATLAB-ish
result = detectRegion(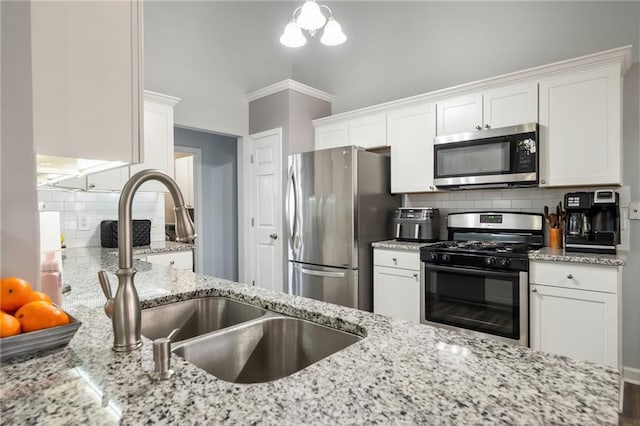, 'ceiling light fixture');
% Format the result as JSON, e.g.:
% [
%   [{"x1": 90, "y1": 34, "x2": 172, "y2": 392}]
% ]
[{"x1": 280, "y1": 0, "x2": 346, "y2": 48}]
